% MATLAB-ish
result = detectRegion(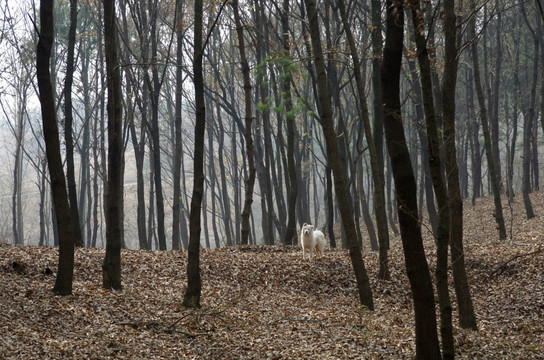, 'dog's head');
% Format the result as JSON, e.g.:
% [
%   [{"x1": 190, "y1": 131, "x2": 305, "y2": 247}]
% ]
[{"x1": 302, "y1": 223, "x2": 314, "y2": 235}]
